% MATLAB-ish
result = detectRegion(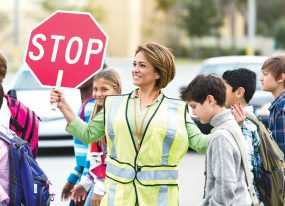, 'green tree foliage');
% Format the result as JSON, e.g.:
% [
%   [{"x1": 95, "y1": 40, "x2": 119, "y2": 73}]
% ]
[
  {"x1": 180, "y1": 0, "x2": 223, "y2": 37},
  {"x1": 274, "y1": 18, "x2": 285, "y2": 49},
  {"x1": 155, "y1": 0, "x2": 177, "y2": 11},
  {"x1": 257, "y1": 0, "x2": 285, "y2": 36},
  {"x1": 38, "y1": 0, "x2": 104, "y2": 20}
]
